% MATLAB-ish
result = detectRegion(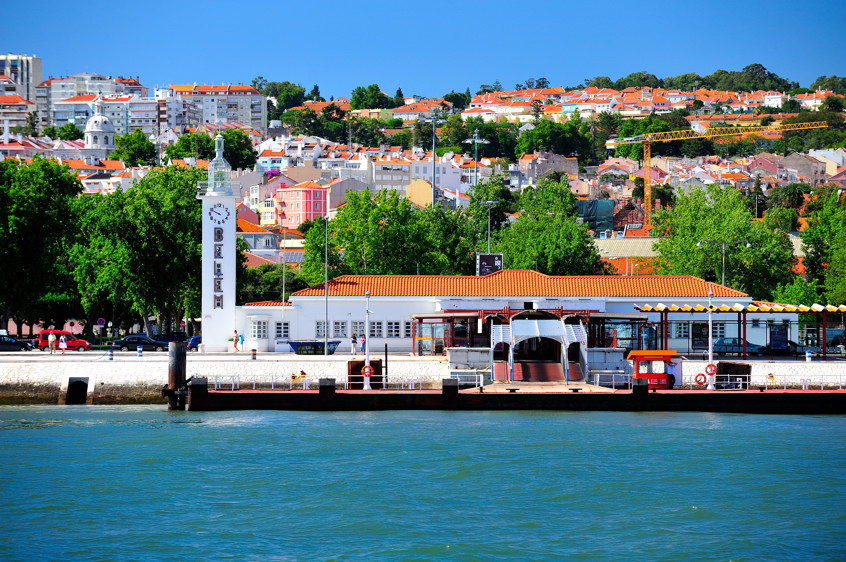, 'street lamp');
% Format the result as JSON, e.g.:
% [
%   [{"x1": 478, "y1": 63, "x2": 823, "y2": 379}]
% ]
[
  {"x1": 364, "y1": 290, "x2": 372, "y2": 391},
  {"x1": 423, "y1": 108, "x2": 446, "y2": 207},
  {"x1": 462, "y1": 128, "x2": 490, "y2": 187},
  {"x1": 481, "y1": 200, "x2": 496, "y2": 253},
  {"x1": 324, "y1": 190, "x2": 329, "y2": 355},
  {"x1": 697, "y1": 239, "x2": 752, "y2": 286},
  {"x1": 707, "y1": 283, "x2": 716, "y2": 390}
]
